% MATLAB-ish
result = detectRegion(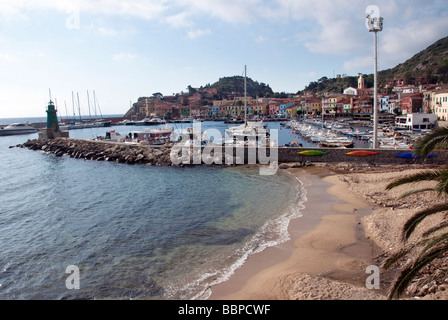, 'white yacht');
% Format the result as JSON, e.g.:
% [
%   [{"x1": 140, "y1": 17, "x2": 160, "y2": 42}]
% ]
[
  {"x1": 0, "y1": 122, "x2": 38, "y2": 136},
  {"x1": 129, "y1": 125, "x2": 174, "y2": 145},
  {"x1": 224, "y1": 66, "x2": 270, "y2": 147},
  {"x1": 224, "y1": 121, "x2": 270, "y2": 146}
]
